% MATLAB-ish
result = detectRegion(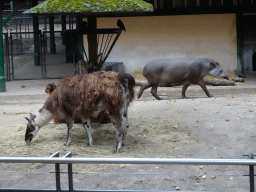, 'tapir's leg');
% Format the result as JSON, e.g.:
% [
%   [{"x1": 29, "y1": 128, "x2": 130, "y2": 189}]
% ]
[
  {"x1": 151, "y1": 84, "x2": 161, "y2": 100},
  {"x1": 181, "y1": 80, "x2": 191, "y2": 99},
  {"x1": 137, "y1": 83, "x2": 152, "y2": 99},
  {"x1": 198, "y1": 80, "x2": 213, "y2": 97}
]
